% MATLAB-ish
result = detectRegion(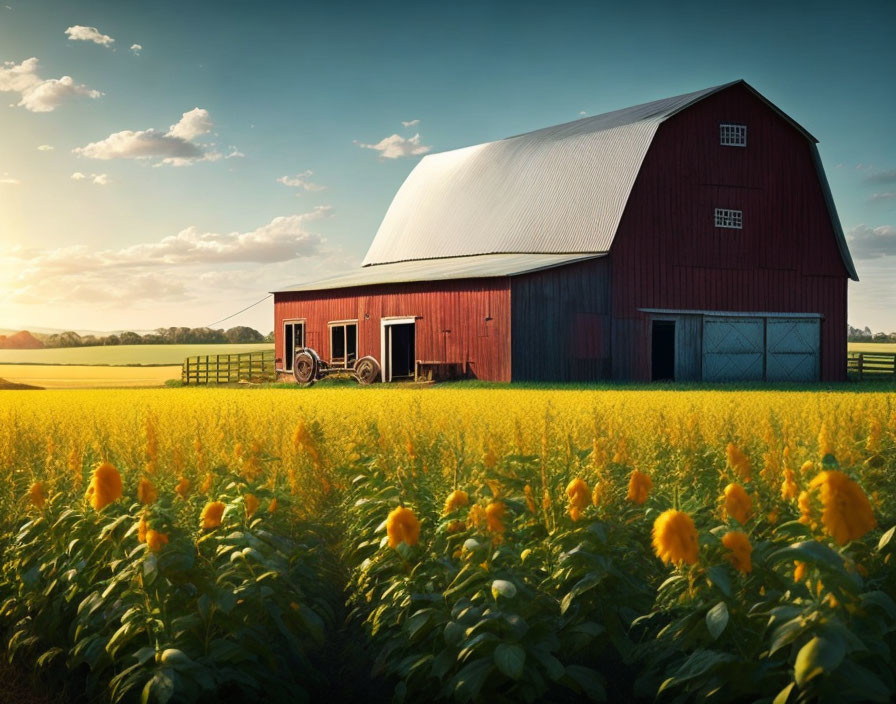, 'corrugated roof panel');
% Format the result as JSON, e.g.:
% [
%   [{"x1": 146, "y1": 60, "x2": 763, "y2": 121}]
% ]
[
  {"x1": 362, "y1": 84, "x2": 731, "y2": 266},
  {"x1": 273, "y1": 253, "x2": 604, "y2": 293}
]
